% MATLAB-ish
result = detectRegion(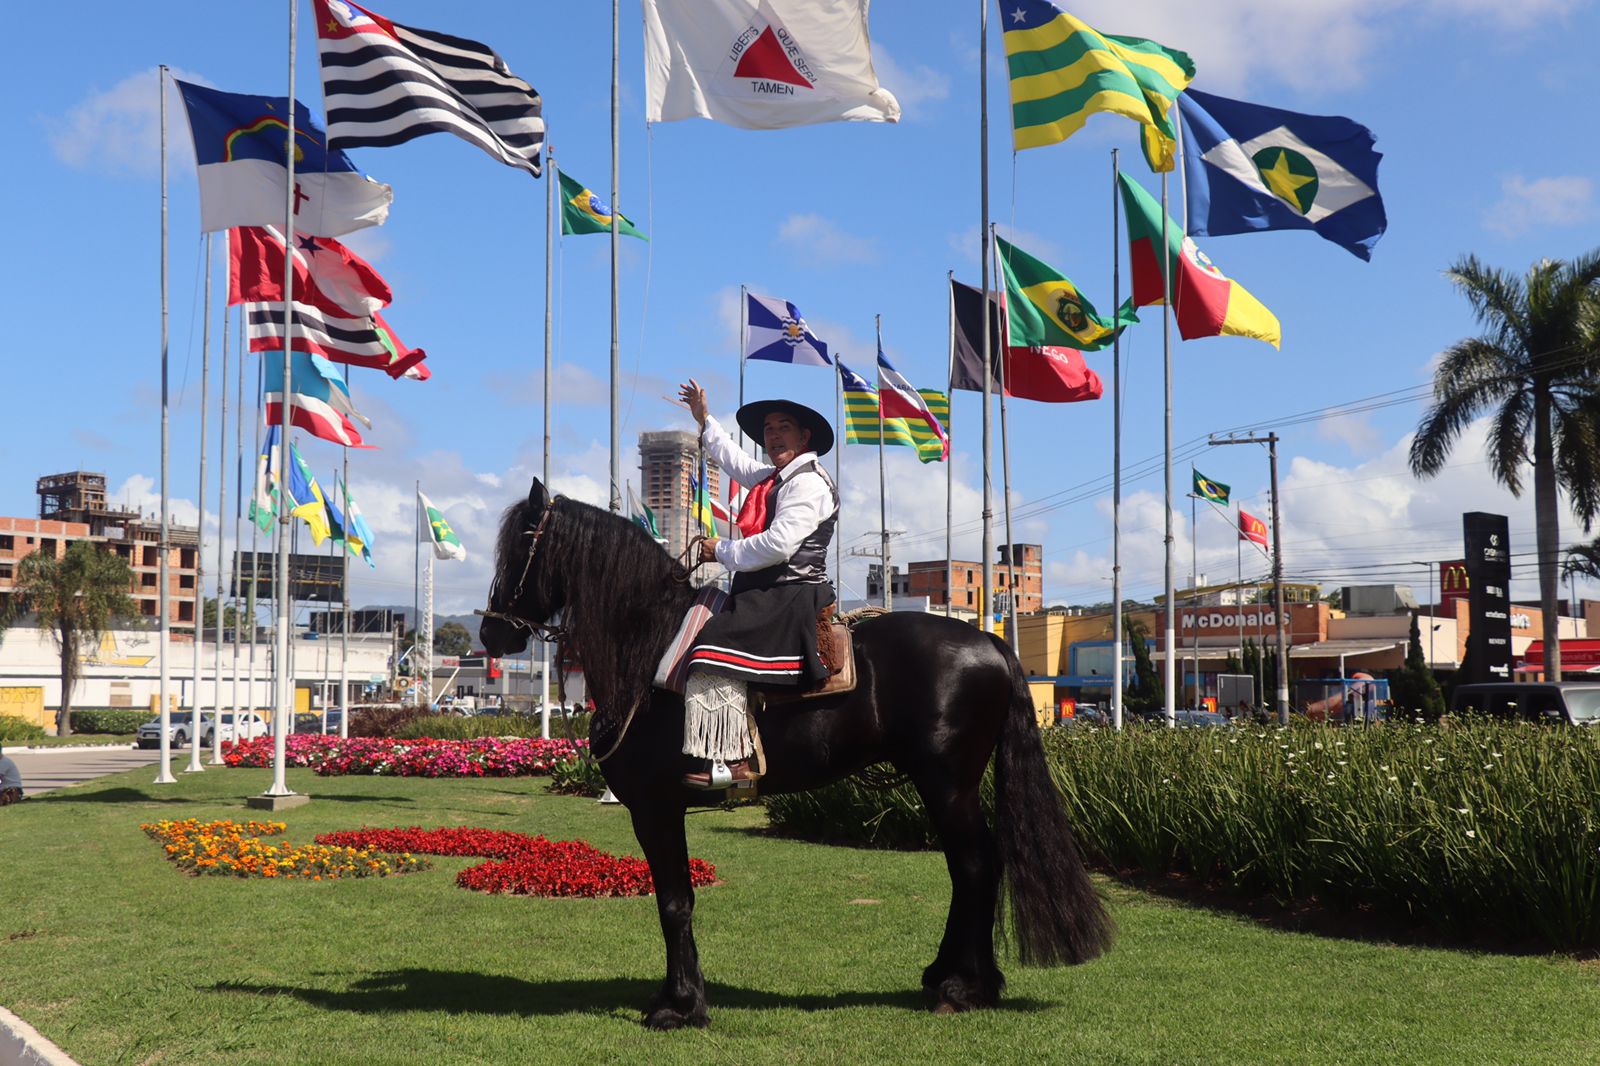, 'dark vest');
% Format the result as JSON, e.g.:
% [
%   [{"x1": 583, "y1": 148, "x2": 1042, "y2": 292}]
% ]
[{"x1": 731, "y1": 460, "x2": 839, "y2": 594}]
